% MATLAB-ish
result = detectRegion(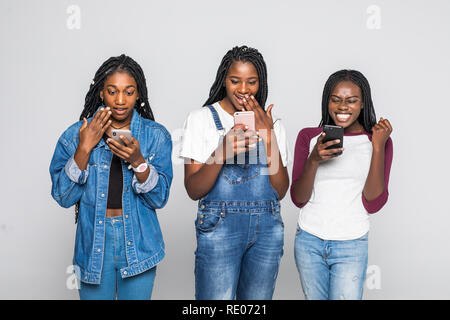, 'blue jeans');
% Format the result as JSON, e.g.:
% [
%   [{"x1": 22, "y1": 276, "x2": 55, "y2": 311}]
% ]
[
  {"x1": 195, "y1": 201, "x2": 284, "y2": 300},
  {"x1": 78, "y1": 216, "x2": 156, "y2": 300},
  {"x1": 294, "y1": 225, "x2": 368, "y2": 300}
]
